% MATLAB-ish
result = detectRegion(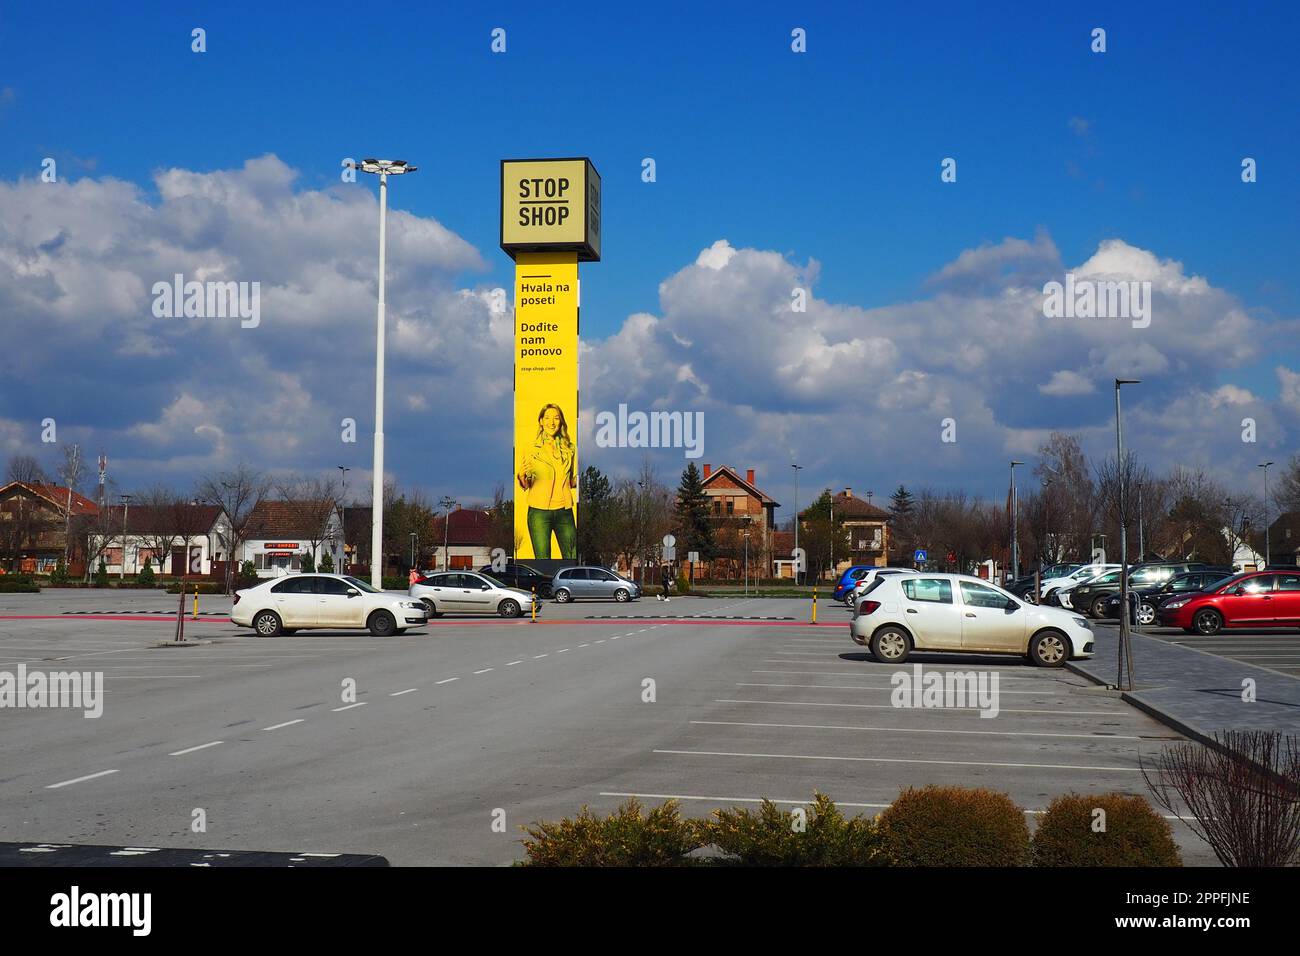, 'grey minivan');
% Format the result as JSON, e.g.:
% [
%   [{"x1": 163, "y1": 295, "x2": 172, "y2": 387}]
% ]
[{"x1": 551, "y1": 566, "x2": 642, "y2": 603}]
